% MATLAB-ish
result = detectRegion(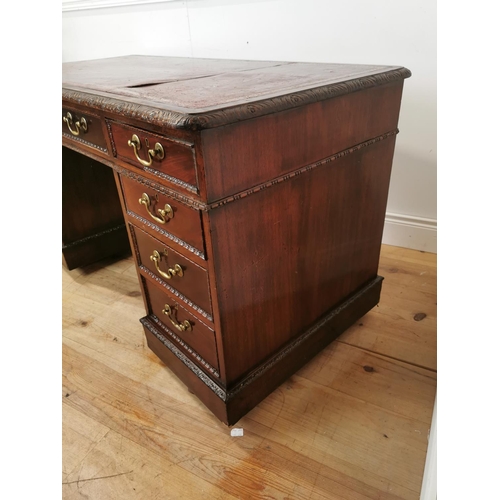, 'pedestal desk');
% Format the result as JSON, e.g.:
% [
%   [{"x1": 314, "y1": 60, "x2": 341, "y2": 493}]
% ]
[{"x1": 62, "y1": 56, "x2": 410, "y2": 425}]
